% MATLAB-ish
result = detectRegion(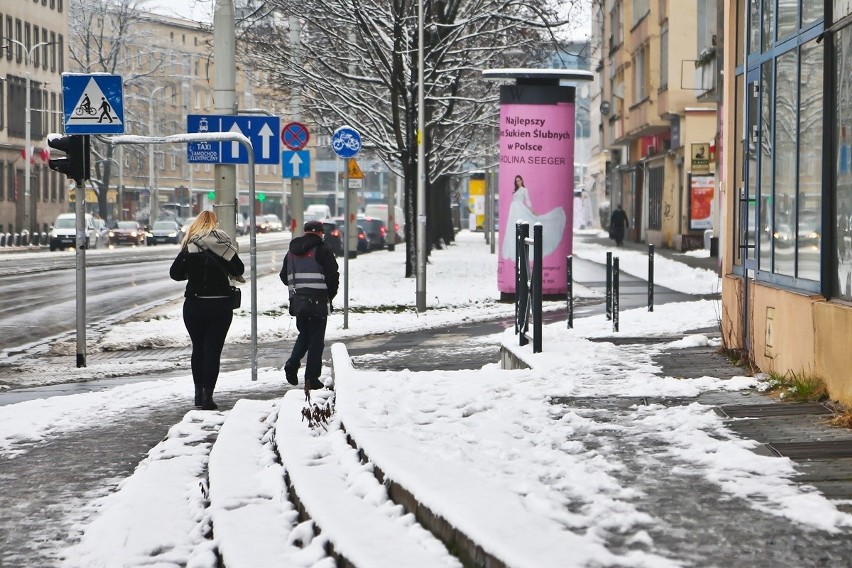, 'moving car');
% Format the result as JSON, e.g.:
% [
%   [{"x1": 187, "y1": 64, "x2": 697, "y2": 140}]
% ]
[
  {"x1": 109, "y1": 221, "x2": 147, "y2": 246},
  {"x1": 264, "y1": 214, "x2": 284, "y2": 232},
  {"x1": 148, "y1": 219, "x2": 184, "y2": 245},
  {"x1": 254, "y1": 216, "x2": 271, "y2": 234},
  {"x1": 49, "y1": 213, "x2": 100, "y2": 251}
]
